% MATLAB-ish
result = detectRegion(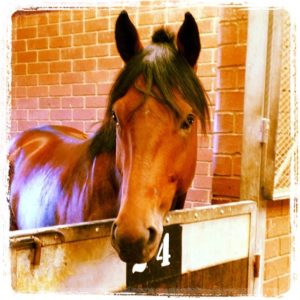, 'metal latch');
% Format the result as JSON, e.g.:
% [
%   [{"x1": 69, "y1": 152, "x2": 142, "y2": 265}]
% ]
[
  {"x1": 10, "y1": 236, "x2": 43, "y2": 265},
  {"x1": 254, "y1": 254, "x2": 261, "y2": 278},
  {"x1": 260, "y1": 118, "x2": 270, "y2": 144}
]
